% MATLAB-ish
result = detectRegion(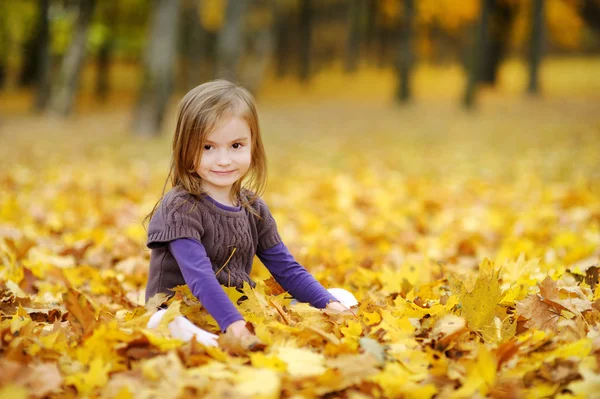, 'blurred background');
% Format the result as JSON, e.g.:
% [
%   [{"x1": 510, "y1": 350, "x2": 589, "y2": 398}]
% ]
[{"x1": 0, "y1": 0, "x2": 598, "y2": 134}]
